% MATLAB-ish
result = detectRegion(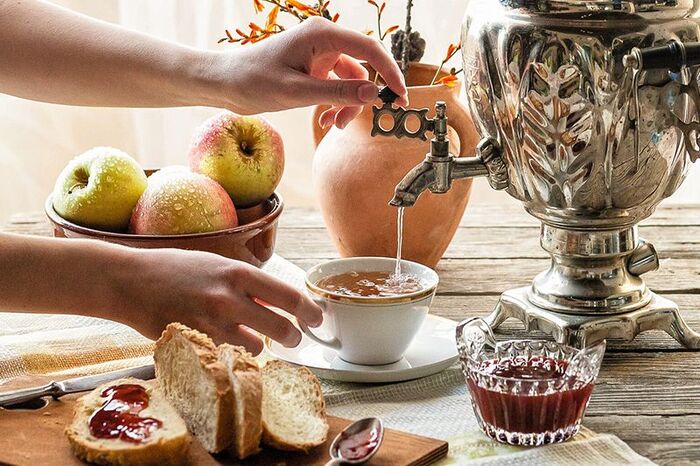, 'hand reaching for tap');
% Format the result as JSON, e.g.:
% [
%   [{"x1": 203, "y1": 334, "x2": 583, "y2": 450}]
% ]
[{"x1": 0, "y1": 3, "x2": 408, "y2": 130}]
